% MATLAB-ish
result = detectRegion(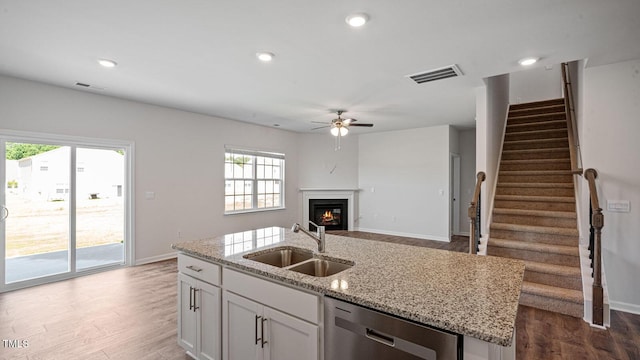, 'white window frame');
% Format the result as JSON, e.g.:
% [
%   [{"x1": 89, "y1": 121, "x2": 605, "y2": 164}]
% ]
[{"x1": 224, "y1": 147, "x2": 285, "y2": 214}]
